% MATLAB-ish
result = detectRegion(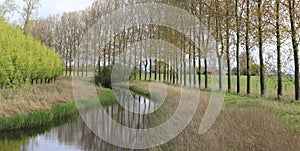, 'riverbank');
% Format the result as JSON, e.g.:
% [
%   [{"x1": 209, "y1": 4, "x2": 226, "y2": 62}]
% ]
[
  {"x1": 0, "y1": 77, "x2": 116, "y2": 131},
  {"x1": 1, "y1": 78, "x2": 299, "y2": 150}
]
